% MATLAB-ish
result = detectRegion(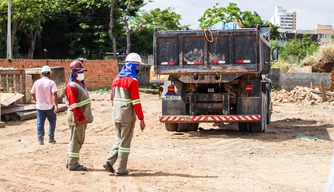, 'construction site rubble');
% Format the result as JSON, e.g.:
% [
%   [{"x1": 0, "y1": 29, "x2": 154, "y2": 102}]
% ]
[{"x1": 272, "y1": 86, "x2": 334, "y2": 105}]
